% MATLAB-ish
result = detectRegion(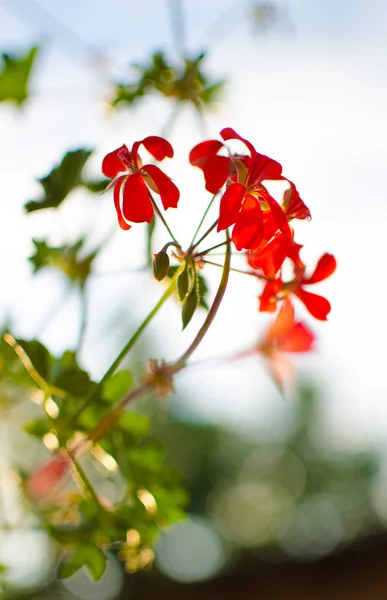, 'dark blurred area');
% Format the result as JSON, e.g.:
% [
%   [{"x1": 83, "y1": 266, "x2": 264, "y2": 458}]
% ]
[{"x1": 3, "y1": 382, "x2": 387, "y2": 599}]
